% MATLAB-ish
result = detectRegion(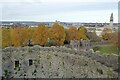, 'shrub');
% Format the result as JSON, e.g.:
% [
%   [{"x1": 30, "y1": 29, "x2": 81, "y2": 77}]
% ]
[{"x1": 93, "y1": 46, "x2": 100, "y2": 52}]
